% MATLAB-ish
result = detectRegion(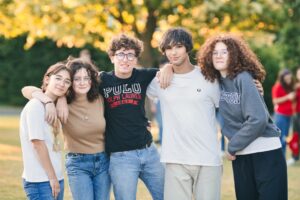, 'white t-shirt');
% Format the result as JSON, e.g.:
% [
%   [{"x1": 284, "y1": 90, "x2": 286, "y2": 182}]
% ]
[
  {"x1": 236, "y1": 137, "x2": 282, "y2": 155},
  {"x1": 147, "y1": 67, "x2": 222, "y2": 166},
  {"x1": 19, "y1": 99, "x2": 63, "y2": 182}
]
